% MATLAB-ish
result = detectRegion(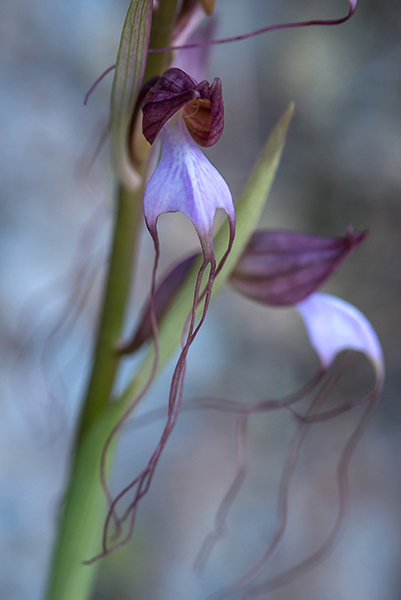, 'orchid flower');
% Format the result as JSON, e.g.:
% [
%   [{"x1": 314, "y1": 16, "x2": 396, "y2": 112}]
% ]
[
  {"x1": 138, "y1": 67, "x2": 235, "y2": 464},
  {"x1": 138, "y1": 67, "x2": 235, "y2": 431},
  {"x1": 207, "y1": 288, "x2": 384, "y2": 600},
  {"x1": 142, "y1": 67, "x2": 235, "y2": 262},
  {"x1": 122, "y1": 225, "x2": 384, "y2": 599},
  {"x1": 94, "y1": 66, "x2": 236, "y2": 560}
]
